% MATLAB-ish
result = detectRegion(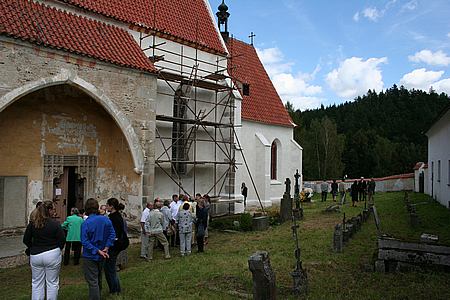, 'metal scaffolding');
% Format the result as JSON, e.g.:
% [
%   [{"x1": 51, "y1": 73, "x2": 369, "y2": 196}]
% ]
[
  {"x1": 139, "y1": 29, "x2": 240, "y2": 202},
  {"x1": 137, "y1": 8, "x2": 265, "y2": 212}
]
